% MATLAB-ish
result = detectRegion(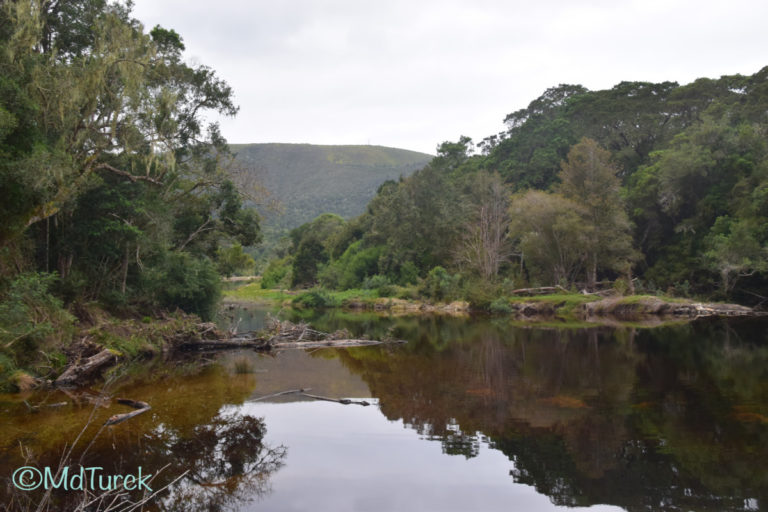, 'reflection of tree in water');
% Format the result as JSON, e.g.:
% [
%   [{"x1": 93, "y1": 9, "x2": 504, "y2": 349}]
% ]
[
  {"x1": 412, "y1": 418, "x2": 482, "y2": 459},
  {"x1": 7, "y1": 407, "x2": 286, "y2": 512},
  {"x1": 335, "y1": 317, "x2": 768, "y2": 511},
  {"x1": 148, "y1": 409, "x2": 286, "y2": 512}
]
